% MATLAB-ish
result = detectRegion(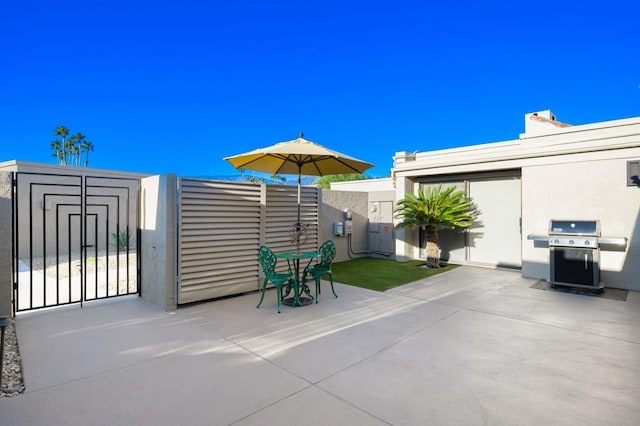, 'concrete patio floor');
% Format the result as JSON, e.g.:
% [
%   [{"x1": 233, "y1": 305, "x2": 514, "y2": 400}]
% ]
[{"x1": 1, "y1": 266, "x2": 639, "y2": 425}]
